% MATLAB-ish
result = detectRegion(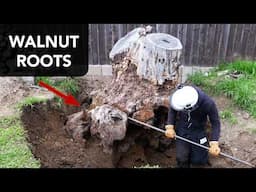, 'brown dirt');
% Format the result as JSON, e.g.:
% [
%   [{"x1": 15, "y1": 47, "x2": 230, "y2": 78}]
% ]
[
  {"x1": 18, "y1": 75, "x2": 177, "y2": 168},
  {"x1": 210, "y1": 95, "x2": 256, "y2": 168},
  {"x1": 20, "y1": 100, "x2": 178, "y2": 168},
  {"x1": 21, "y1": 101, "x2": 116, "y2": 168},
  {"x1": 0, "y1": 77, "x2": 53, "y2": 117},
  {"x1": 2, "y1": 76, "x2": 255, "y2": 168}
]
